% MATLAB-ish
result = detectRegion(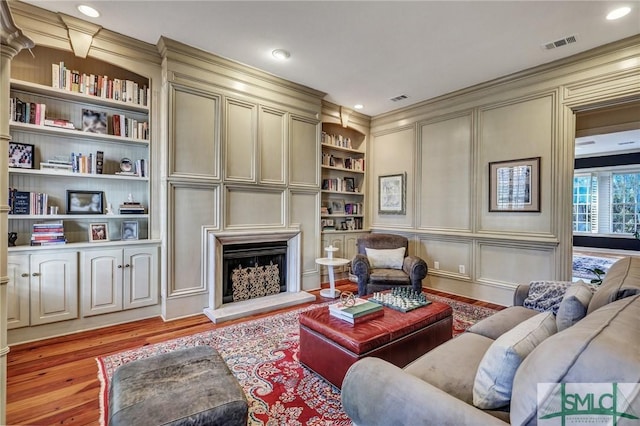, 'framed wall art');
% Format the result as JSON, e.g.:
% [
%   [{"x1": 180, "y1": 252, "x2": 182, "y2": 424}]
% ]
[
  {"x1": 89, "y1": 223, "x2": 109, "y2": 242},
  {"x1": 9, "y1": 142, "x2": 34, "y2": 169},
  {"x1": 378, "y1": 172, "x2": 406, "y2": 215},
  {"x1": 67, "y1": 190, "x2": 104, "y2": 214},
  {"x1": 121, "y1": 220, "x2": 139, "y2": 240},
  {"x1": 489, "y1": 157, "x2": 540, "y2": 212}
]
